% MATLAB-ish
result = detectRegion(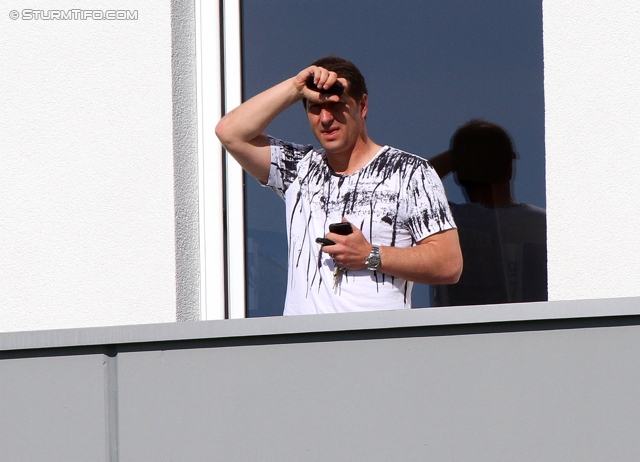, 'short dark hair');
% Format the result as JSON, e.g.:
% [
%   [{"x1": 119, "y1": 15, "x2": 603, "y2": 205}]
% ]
[
  {"x1": 450, "y1": 120, "x2": 516, "y2": 185},
  {"x1": 309, "y1": 56, "x2": 368, "y2": 102}
]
